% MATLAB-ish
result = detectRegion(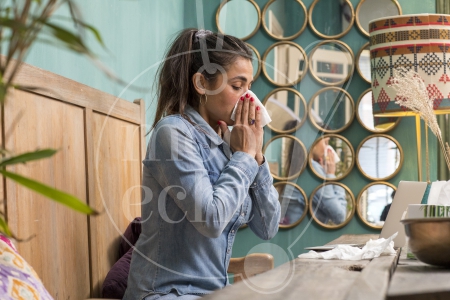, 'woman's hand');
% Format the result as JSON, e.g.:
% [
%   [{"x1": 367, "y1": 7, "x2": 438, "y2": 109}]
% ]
[
  {"x1": 218, "y1": 94, "x2": 263, "y2": 164},
  {"x1": 323, "y1": 148, "x2": 336, "y2": 175}
]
